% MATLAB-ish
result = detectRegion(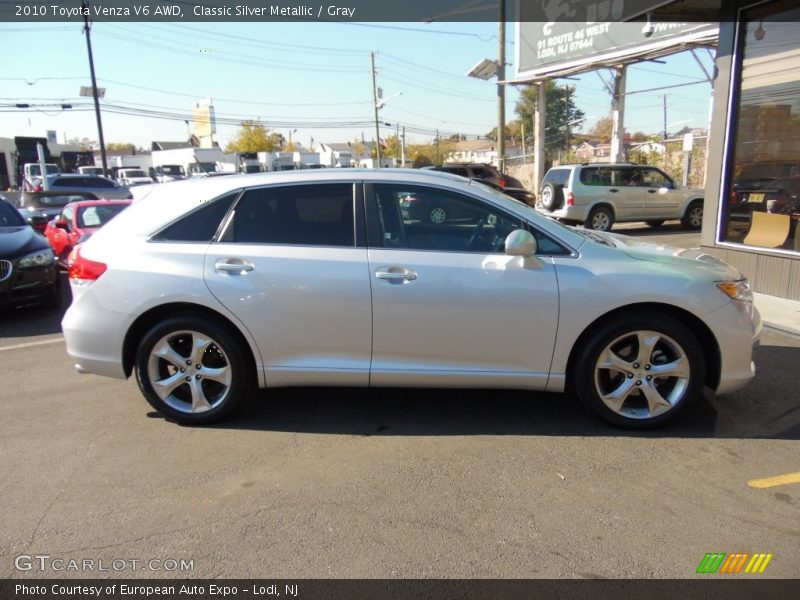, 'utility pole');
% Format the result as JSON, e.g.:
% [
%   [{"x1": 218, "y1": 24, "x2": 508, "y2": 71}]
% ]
[
  {"x1": 435, "y1": 129, "x2": 440, "y2": 164},
  {"x1": 663, "y1": 94, "x2": 668, "y2": 141},
  {"x1": 371, "y1": 52, "x2": 381, "y2": 168},
  {"x1": 396, "y1": 122, "x2": 400, "y2": 165},
  {"x1": 497, "y1": 0, "x2": 506, "y2": 173},
  {"x1": 401, "y1": 126, "x2": 406, "y2": 168},
  {"x1": 81, "y1": 0, "x2": 108, "y2": 176}
]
